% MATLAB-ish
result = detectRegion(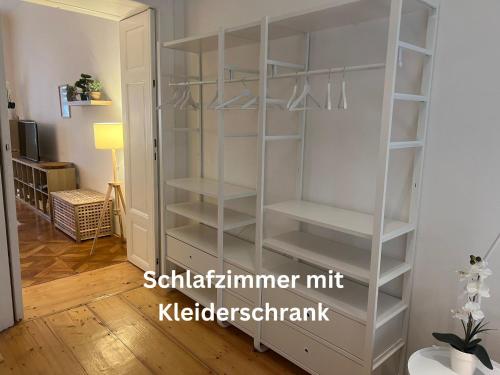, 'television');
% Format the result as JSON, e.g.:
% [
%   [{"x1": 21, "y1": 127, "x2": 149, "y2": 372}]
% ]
[{"x1": 18, "y1": 120, "x2": 40, "y2": 162}]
